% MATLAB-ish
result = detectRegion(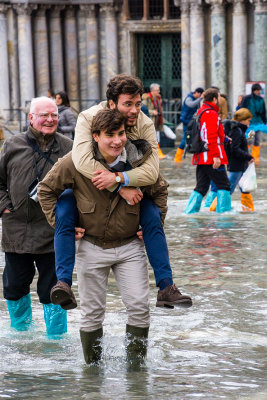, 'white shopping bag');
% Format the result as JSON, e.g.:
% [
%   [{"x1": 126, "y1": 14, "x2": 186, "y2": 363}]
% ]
[
  {"x1": 163, "y1": 125, "x2": 176, "y2": 140},
  {"x1": 238, "y1": 163, "x2": 257, "y2": 192}
]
